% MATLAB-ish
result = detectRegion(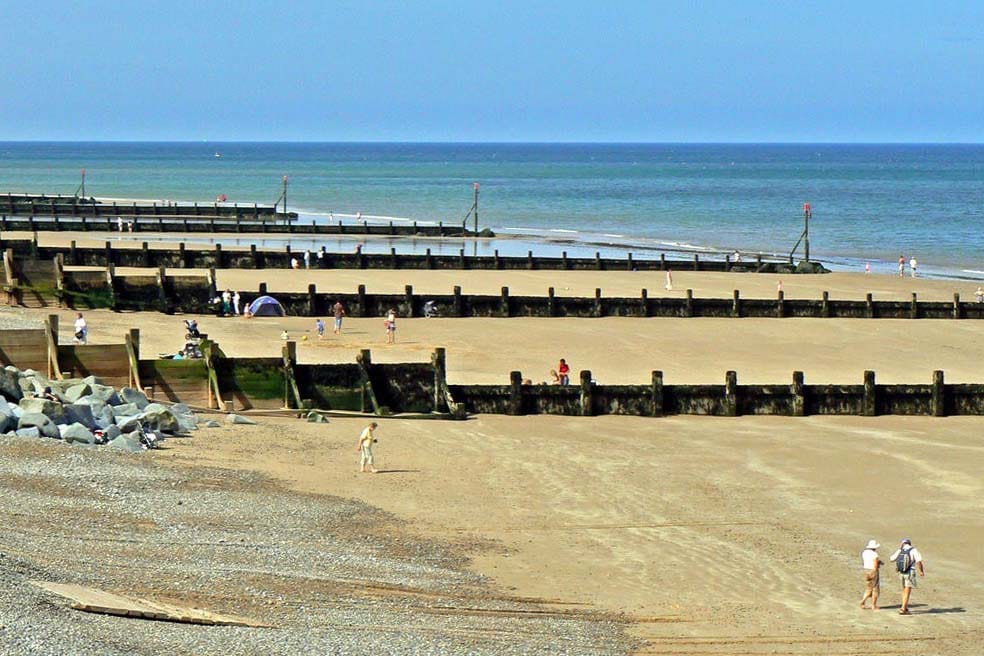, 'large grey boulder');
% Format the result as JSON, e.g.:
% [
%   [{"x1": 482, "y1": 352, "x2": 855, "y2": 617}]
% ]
[
  {"x1": 74, "y1": 396, "x2": 106, "y2": 413},
  {"x1": 93, "y1": 404, "x2": 114, "y2": 430},
  {"x1": 18, "y1": 413, "x2": 59, "y2": 438},
  {"x1": 0, "y1": 404, "x2": 14, "y2": 433},
  {"x1": 7, "y1": 402, "x2": 23, "y2": 420},
  {"x1": 60, "y1": 422, "x2": 95, "y2": 444},
  {"x1": 110, "y1": 403, "x2": 140, "y2": 419},
  {"x1": 88, "y1": 384, "x2": 121, "y2": 406},
  {"x1": 102, "y1": 425, "x2": 122, "y2": 442},
  {"x1": 225, "y1": 413, "x2": 257, "y2": 425},
  {"x1": 63, "y1": 403, "x2": 95, "y2": 429},
  {"x1": 139, "y1": 403, "x2": 180, "y2": 433},
  {"x1": 82, "y1": 375, "x2": 104, "y2": 386},
  {"x1": 116, "y1": 415, "x2": 142, "y2": 433},
  {"x1": 119, "y1": 387, "x2": 149, "y2": 410},
  {"x1": 0, "y1": 368, "x2": 22, "y2": 402},
  {"x1": 15, "y1": 426, "x2": 40, "y2": 439},
  {"x1": 64, "y1": 383, "x2": 92, "y2": 404},
  {"x1": 18, "y1": 398, "x2": 66, "y2": 424},
  {"x1": 108, "y1": 431, "x2": 145, "y2": 452}
]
